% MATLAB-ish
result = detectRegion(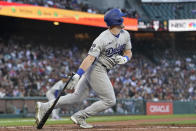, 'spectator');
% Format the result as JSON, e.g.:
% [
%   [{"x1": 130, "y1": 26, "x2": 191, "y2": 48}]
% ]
[
  {"x1": 0, "y1": 35, "x2": 196, "y2": 103},
  {"x1": 2, "y1": 0, "x2": 138, "y2": 18}
]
